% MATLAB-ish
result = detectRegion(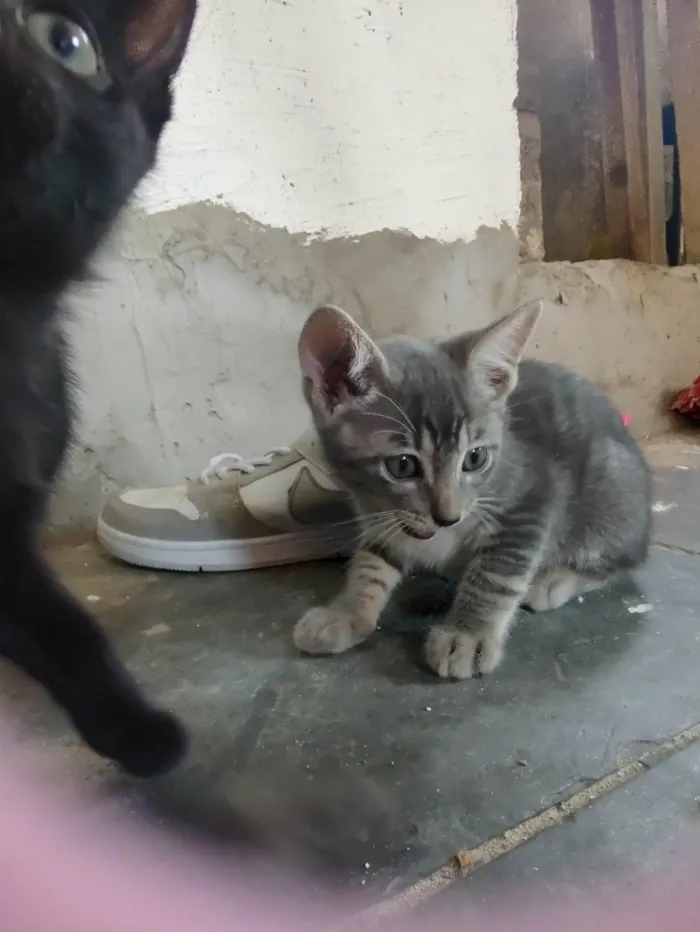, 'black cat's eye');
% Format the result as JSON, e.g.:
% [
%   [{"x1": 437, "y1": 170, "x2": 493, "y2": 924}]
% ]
[
  {"x1": 462, "y1": 446, "x2": 490, "y2": 472},
  {"x1": 384, "y1": 454, "x2": 422, "y2": 481},
  {"x1": 23, "y1": 10, "x2": 103, "y2": 80}
]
